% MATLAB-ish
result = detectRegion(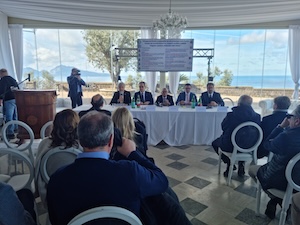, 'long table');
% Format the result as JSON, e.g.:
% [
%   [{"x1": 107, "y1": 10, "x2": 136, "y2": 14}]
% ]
[{"x1": 74, "y1": 105, "x2": 228, "y2": 146}]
